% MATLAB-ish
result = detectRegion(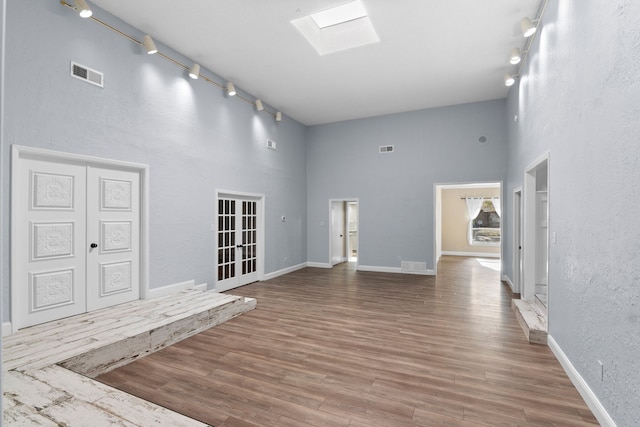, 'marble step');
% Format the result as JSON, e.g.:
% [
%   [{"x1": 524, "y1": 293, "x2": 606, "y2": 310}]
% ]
[{"x1": 511, "y1": 298, "x2": 547, "y2": 345}]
